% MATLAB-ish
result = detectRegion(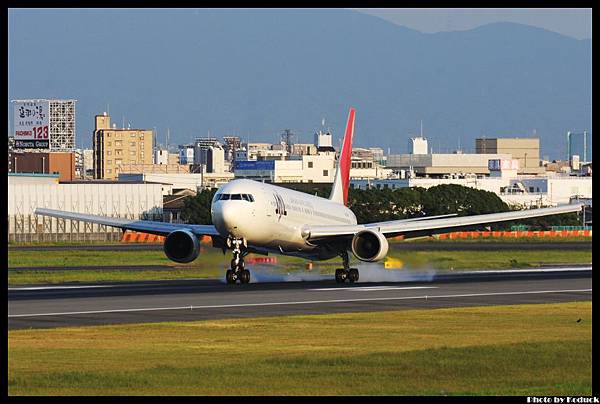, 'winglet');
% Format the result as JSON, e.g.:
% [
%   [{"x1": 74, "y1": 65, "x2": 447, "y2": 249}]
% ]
[{"x1": 329, "y1": 108, "x2": 355, "y2": 206}]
